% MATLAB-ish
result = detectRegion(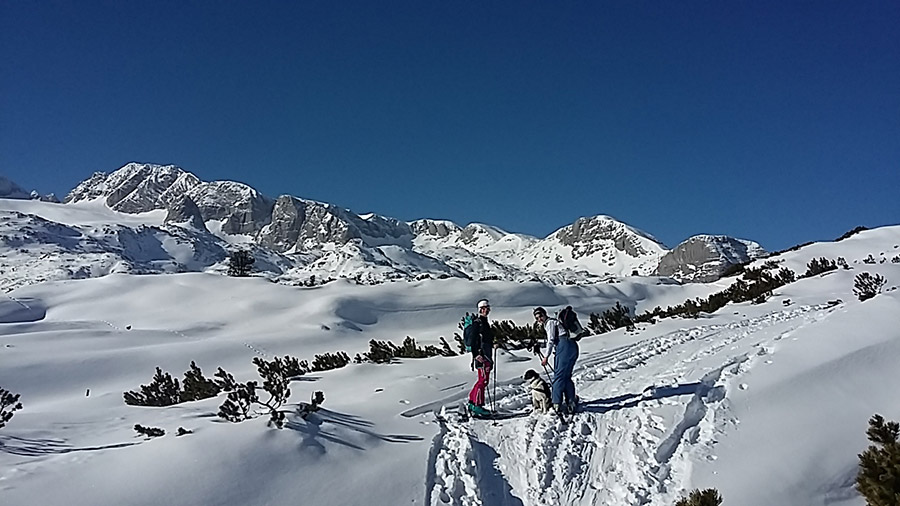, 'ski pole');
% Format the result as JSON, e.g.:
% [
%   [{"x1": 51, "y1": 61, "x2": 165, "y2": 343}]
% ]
[
  {"x1": 484, "y1": 364, "x2": 494, "y2": 413},
  {"x1": 492, "y1": 347, "x2": 498, "y2": 413}
]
